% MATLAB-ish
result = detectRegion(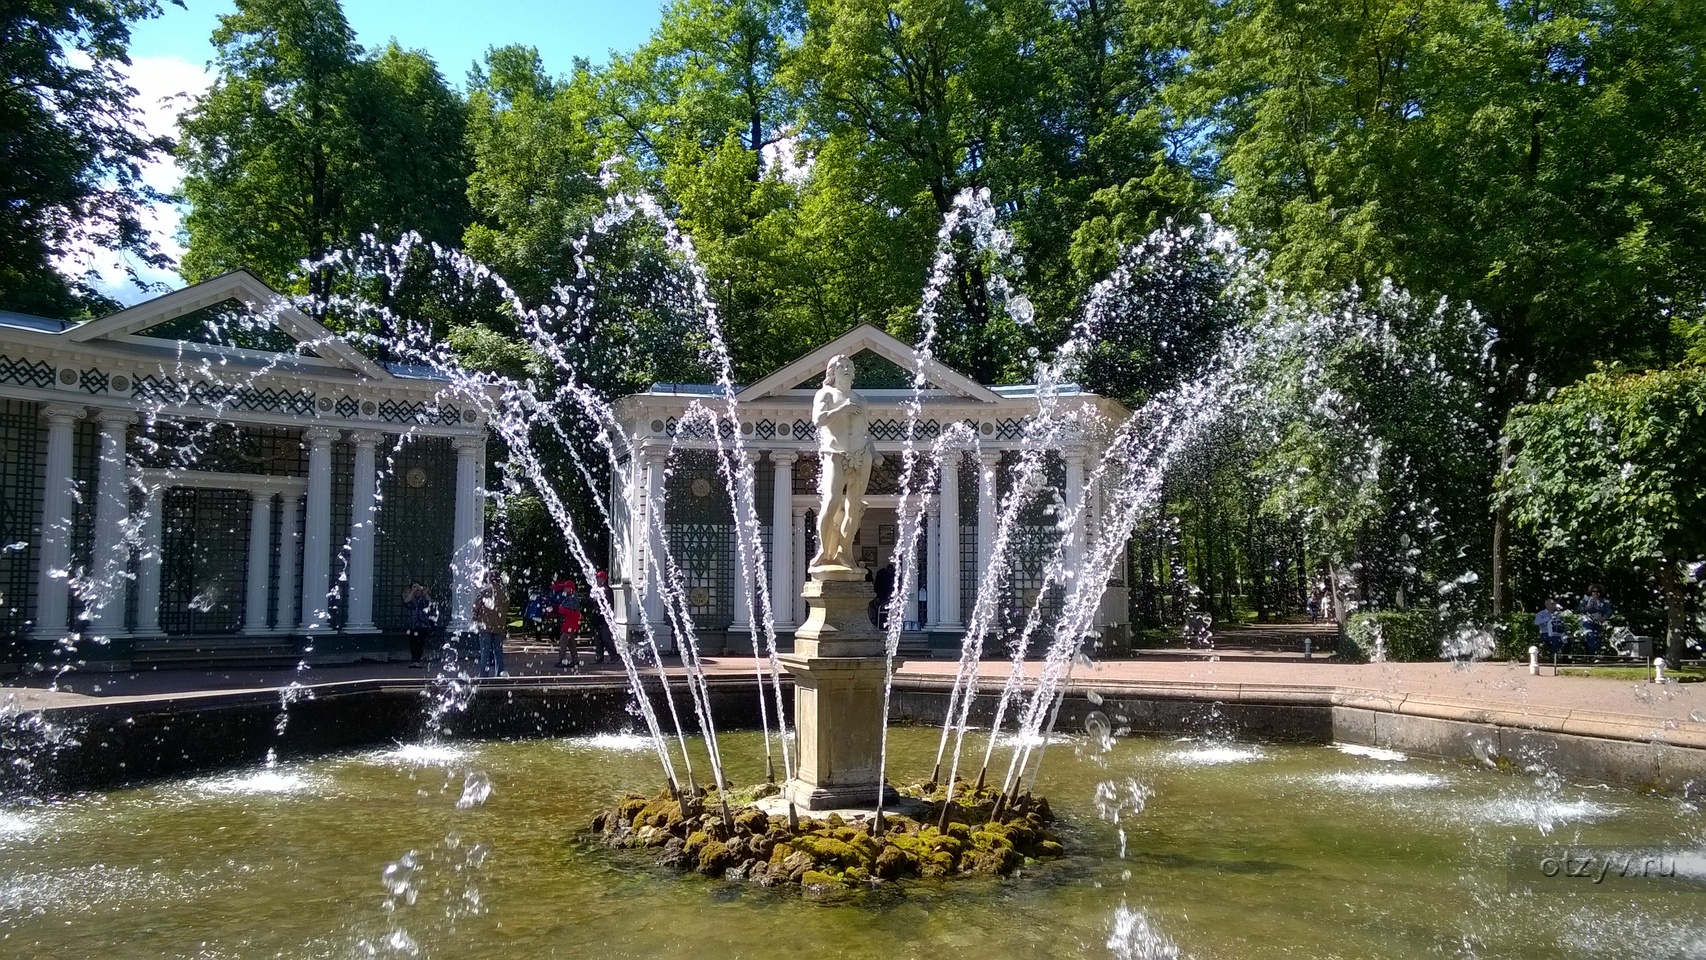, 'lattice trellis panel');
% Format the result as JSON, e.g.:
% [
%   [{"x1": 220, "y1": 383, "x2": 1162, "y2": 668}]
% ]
[
  {"x1": 157, "y1": 487, "x2": 251, "y2": 635},
  {"x1": 868, "y1": 419, "x2": 942, "y2": 441},
  {"x1": 135, "y1": 423, "x2": 306, "y2": 477},
  {"x1": 65, "y1": 419, "x2": 99, "y2": 628},
  {"x1": 131, "y1": 374, "x2": 316, "y2": 416},
  {"x1": 960, "y1": 453, "x2": 979, "y2": 625},
  {"x1": 0, "y1": 400, "x2": 43, "y2": 640},
  {"x1": 326, "y1": 439, "x2": 354, "y2": 628},
  {"x1": 0, "y1": 355, "x2": 55, "y2": 389},
  {"x1": 375, "y1": 436, "x2": 456, "y2": 633},
  {"x1": 998, "y1": 452, "x2": 1066, "y2": 638},
  {"x1": 377, "y1": 399, "x2": 462, "y2": 426},
  {"x1": 665, "y1": 451, "x2": 734, "y2": 630}
]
